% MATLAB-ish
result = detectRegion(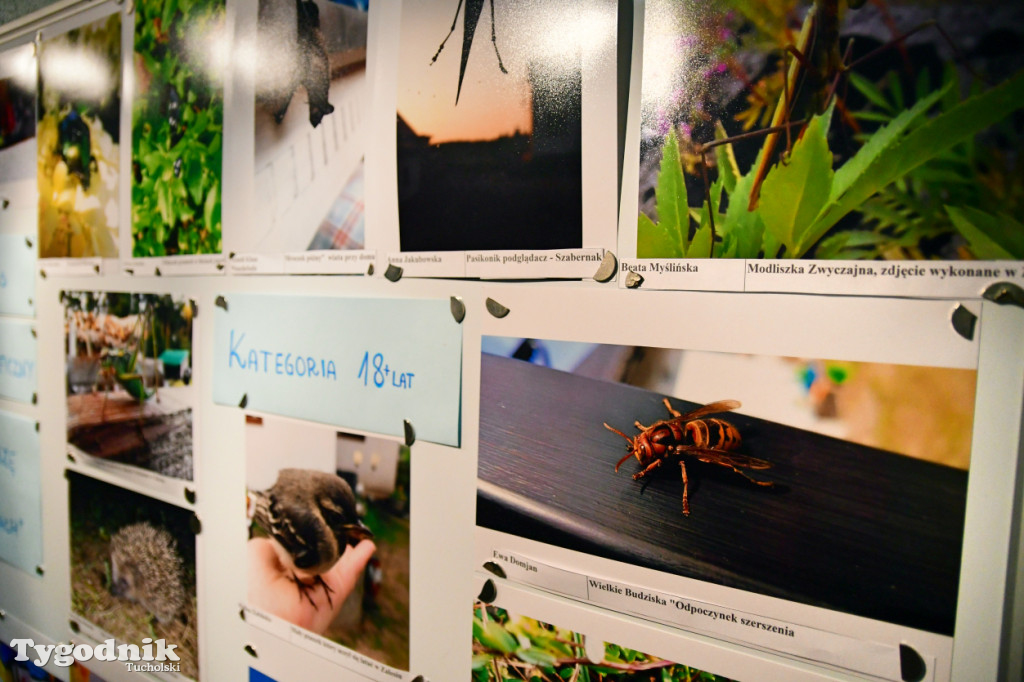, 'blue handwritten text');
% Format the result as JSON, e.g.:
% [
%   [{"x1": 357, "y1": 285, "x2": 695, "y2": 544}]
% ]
[
  {"x1": 0, "y1": 446, "x2": 14, "y2": 475},
  {"x1": 0, "y1": 515, "x2": 23, "y2": 535},
  {"x1": 228, "y1": 330, "x2": 337, "y2": 380},
  {"x1": 357, "y1": 352, "x2": 414, "y2": 390},
  {"x1": 0, "y1": 356, "x2": 33, "y2": 379}
]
